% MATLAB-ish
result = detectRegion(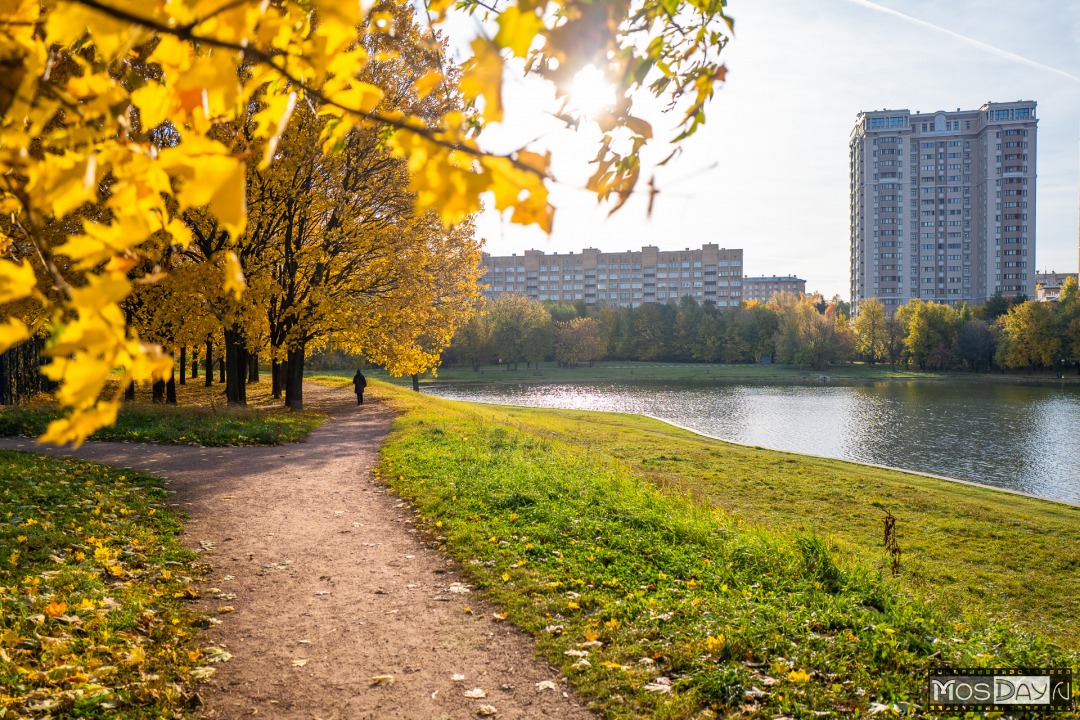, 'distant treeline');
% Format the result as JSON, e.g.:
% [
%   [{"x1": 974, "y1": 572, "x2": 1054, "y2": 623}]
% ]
[{"x1": 443, "y1": 280, "x2": 1080, "y2": 373}]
